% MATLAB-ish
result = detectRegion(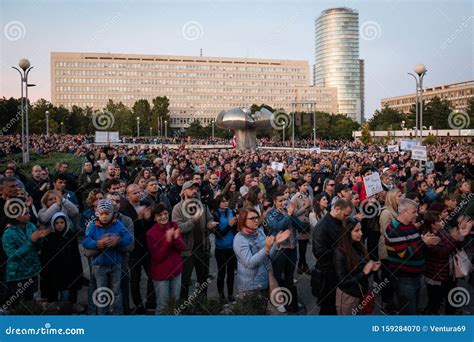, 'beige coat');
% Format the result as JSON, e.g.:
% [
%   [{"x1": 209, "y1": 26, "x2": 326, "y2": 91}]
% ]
[{"x1": 378, "y1": 206, "x2": 397, "y2": 259}]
